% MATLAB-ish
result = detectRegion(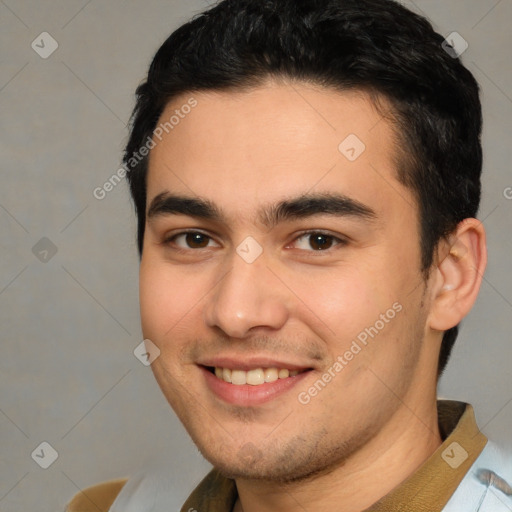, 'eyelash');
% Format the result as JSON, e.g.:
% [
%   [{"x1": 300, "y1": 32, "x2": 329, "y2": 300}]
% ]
[{"x1": 162, "y1": 229, "x2": 348, "y2": 255}]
